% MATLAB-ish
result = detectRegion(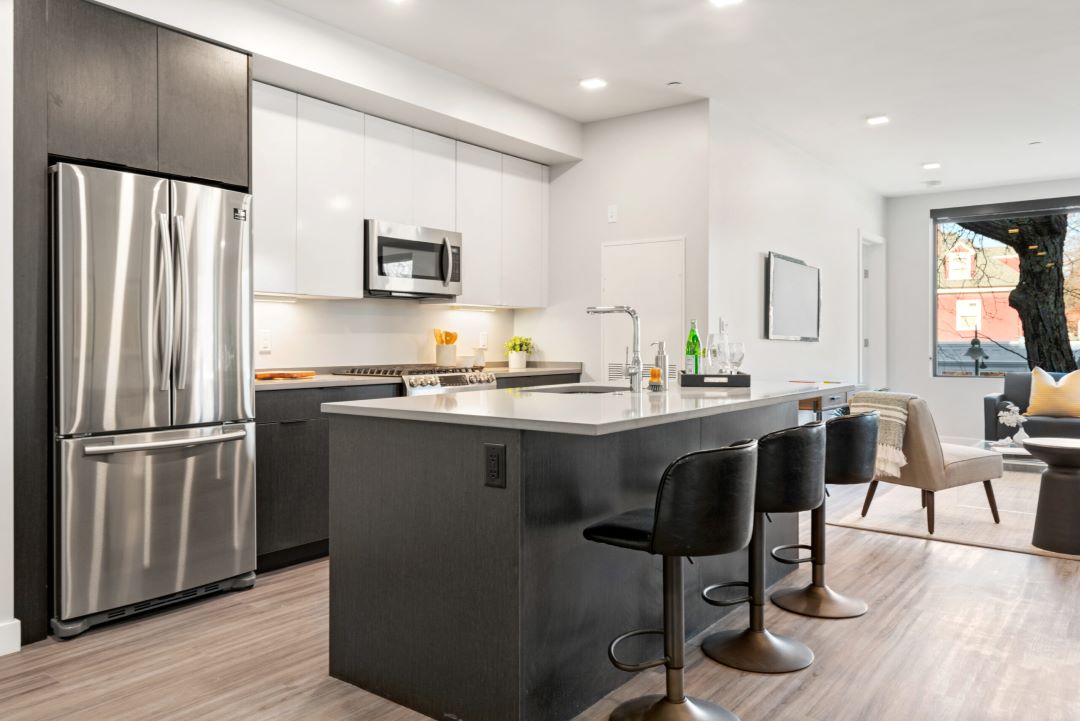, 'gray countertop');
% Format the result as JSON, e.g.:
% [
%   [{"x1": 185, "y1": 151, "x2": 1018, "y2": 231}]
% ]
[
  {"x1": 254, "y1": 362, "x2": 583, "y2": 391},
  {"x1": 321, "y1": 380, "x2": 857, "y2": 435}
]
